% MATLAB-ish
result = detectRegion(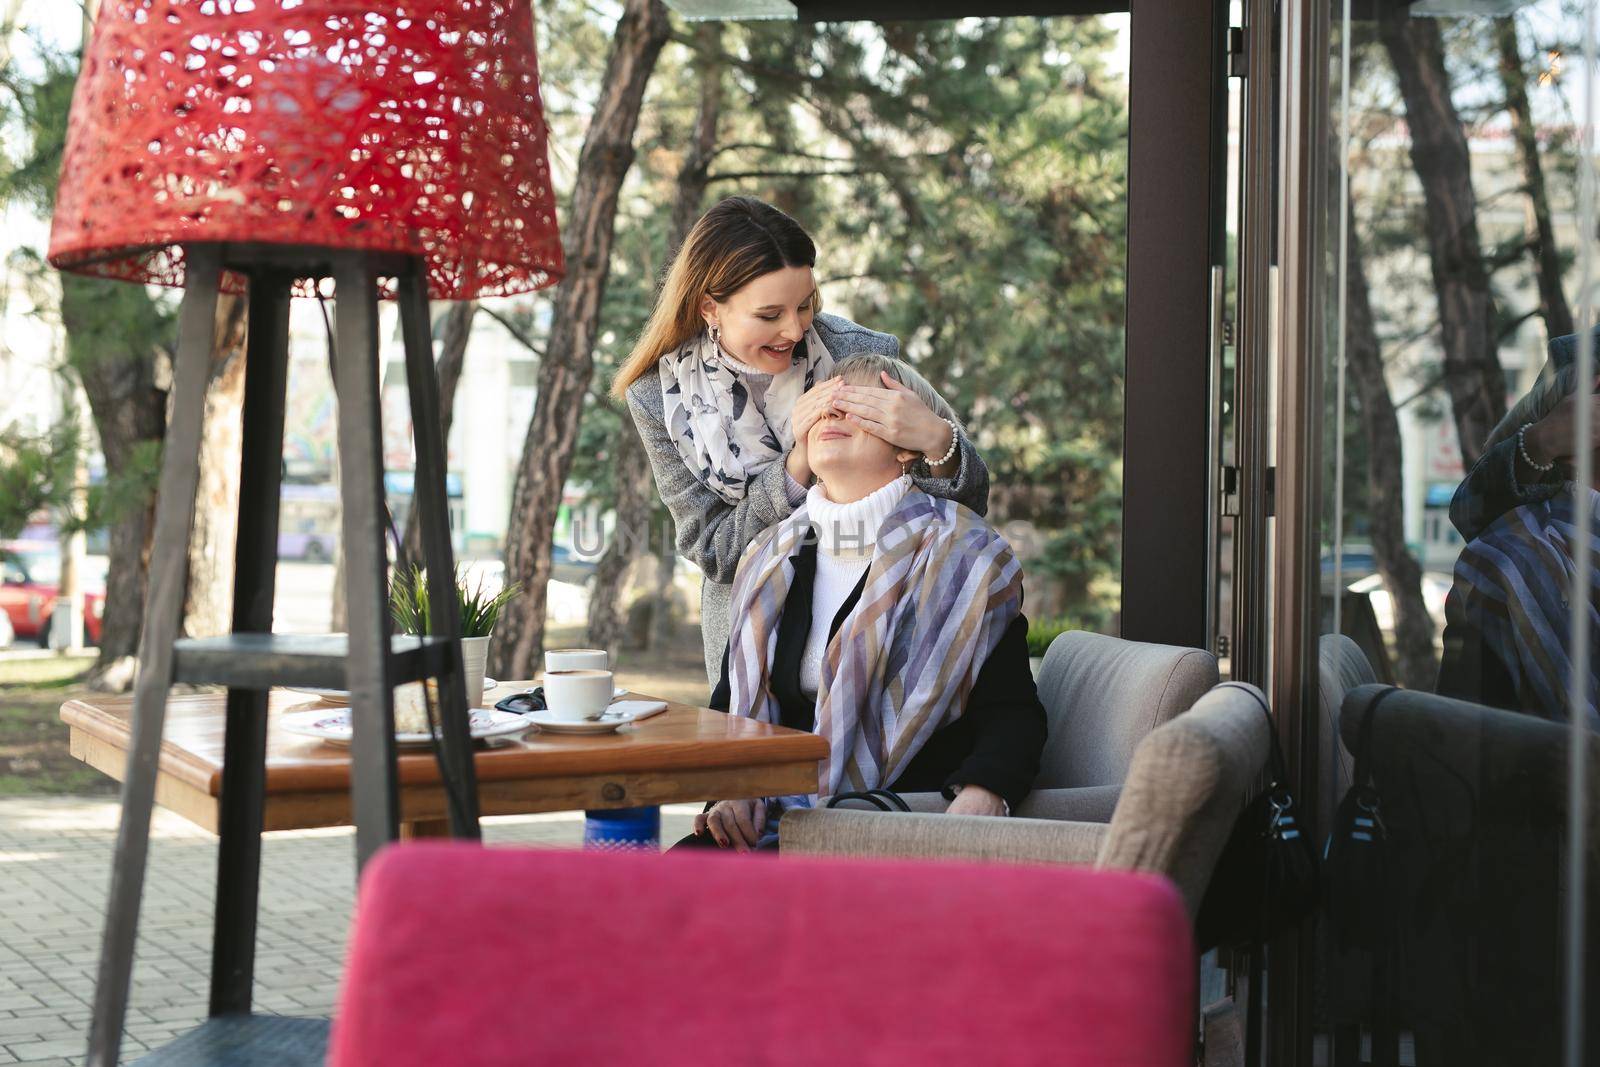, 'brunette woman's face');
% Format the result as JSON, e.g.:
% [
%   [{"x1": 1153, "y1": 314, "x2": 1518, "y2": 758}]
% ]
[{"x1": 701, "y1": 266, "x2": 817, "y2": 375}]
